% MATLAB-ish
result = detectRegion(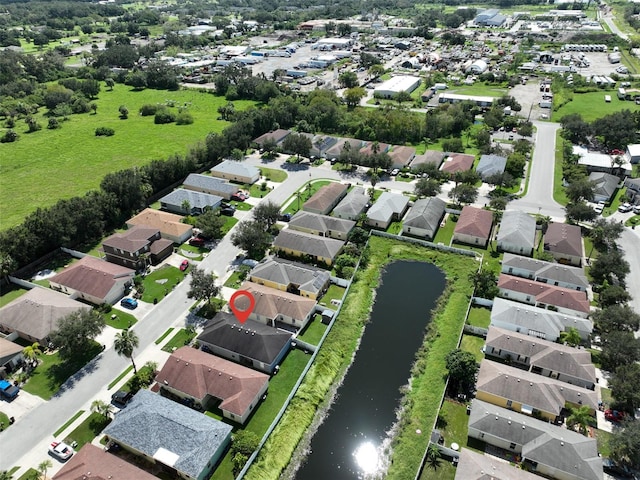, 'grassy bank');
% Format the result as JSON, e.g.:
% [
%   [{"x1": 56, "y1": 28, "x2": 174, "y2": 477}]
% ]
[{"x1": 244, "y1": 235, "x2": 477, "y2": 480}]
